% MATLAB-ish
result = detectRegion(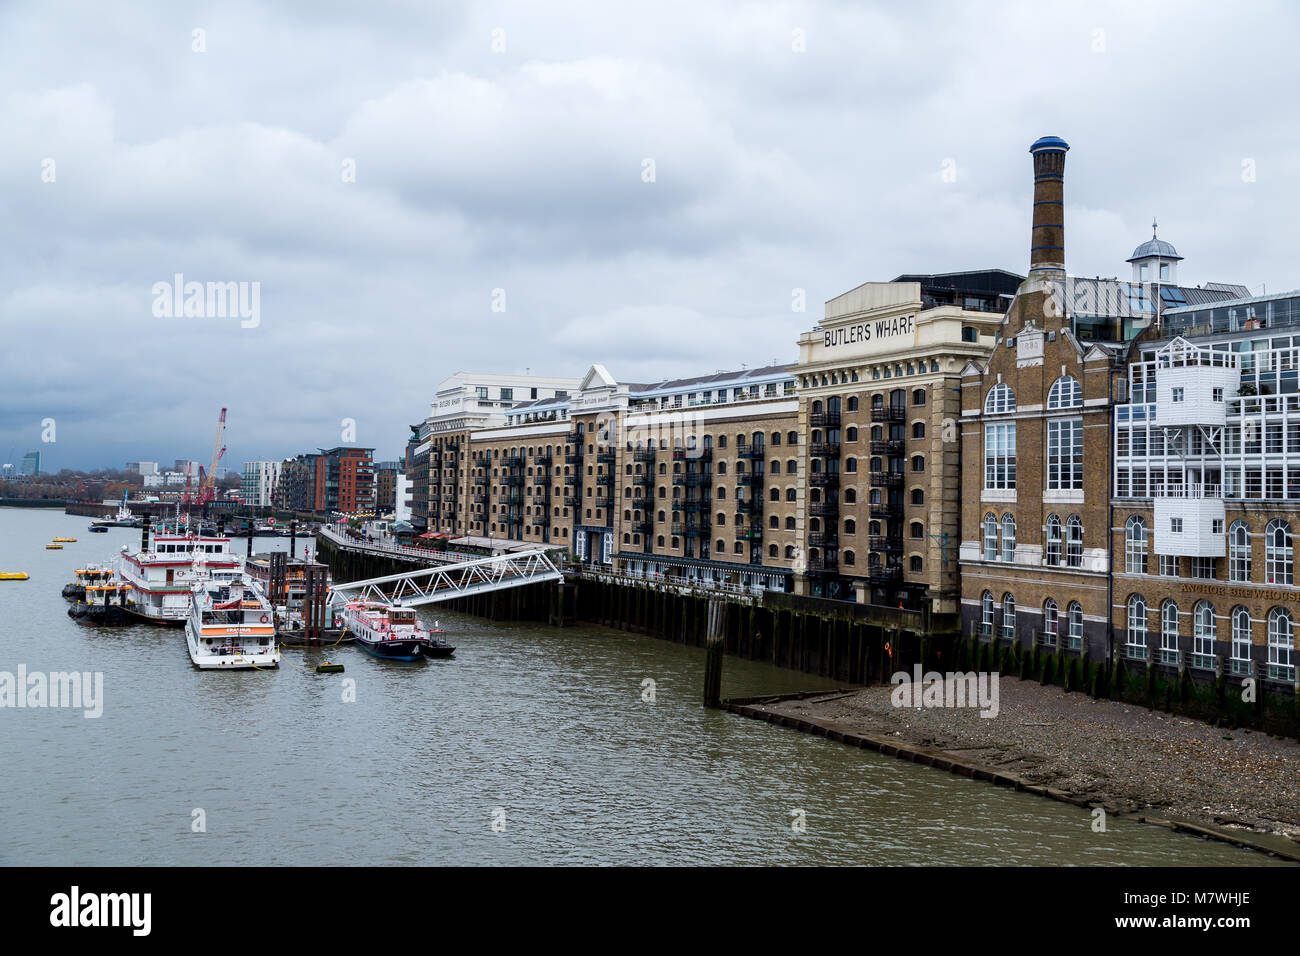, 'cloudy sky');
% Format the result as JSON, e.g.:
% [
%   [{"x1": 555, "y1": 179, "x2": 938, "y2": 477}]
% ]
[{"x1": 2, "y1": 0, "x2": 1297, "y2": 471}]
